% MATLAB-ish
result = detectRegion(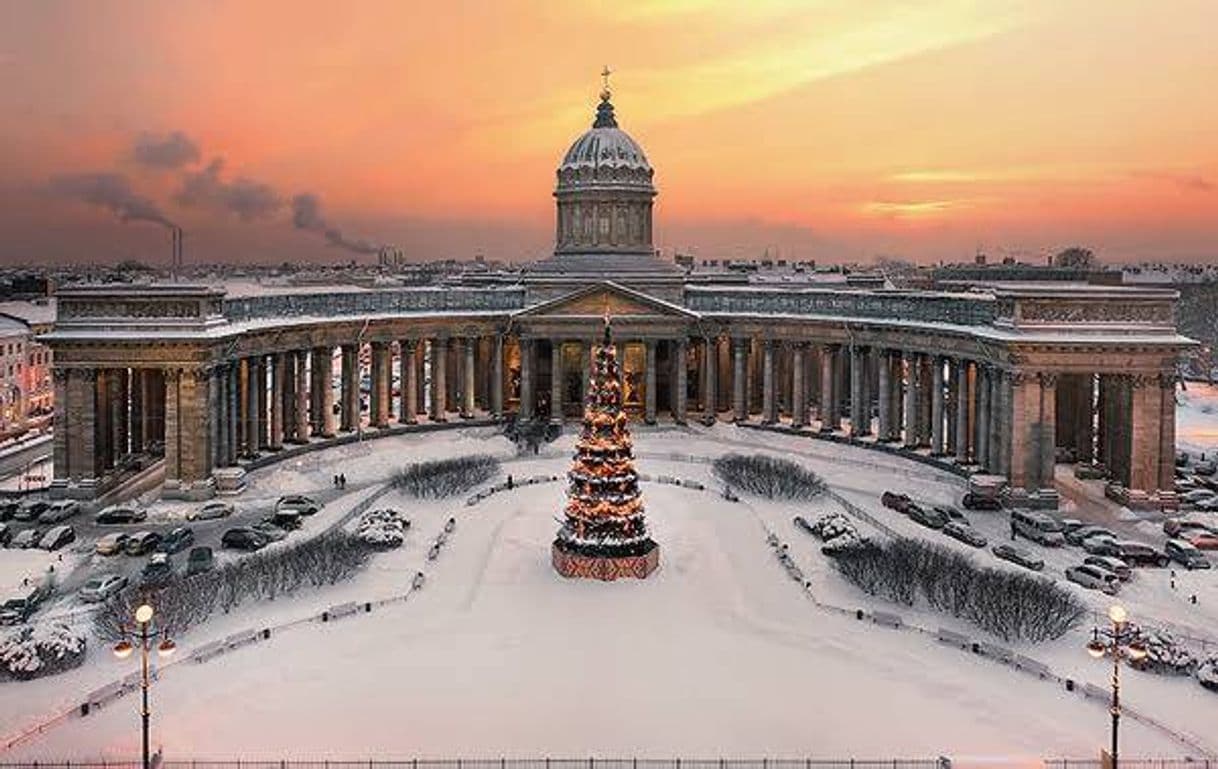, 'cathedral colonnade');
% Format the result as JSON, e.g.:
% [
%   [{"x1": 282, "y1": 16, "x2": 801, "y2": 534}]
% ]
[{"x1": 44, "y1": 283, "x2": 1190, "y2": 510}]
